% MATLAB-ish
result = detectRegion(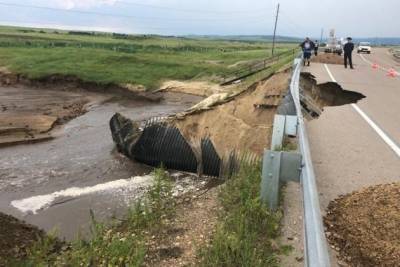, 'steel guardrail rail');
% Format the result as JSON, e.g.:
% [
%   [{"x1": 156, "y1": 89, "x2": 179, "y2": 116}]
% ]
[
  {"x1": 221, "y1": 49, "x2": 297, "y2": 85},
  {"x1": 290, "y1": 58, "x2": 331, "y2": 267}
]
